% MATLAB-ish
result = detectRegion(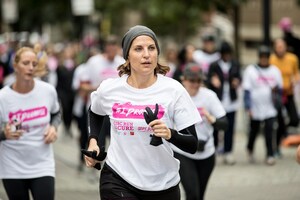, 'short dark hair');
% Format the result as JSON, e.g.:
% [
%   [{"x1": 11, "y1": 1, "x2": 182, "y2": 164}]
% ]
[{"x1": 258, "y1": 45, "x2": 271, "y2": 57}]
